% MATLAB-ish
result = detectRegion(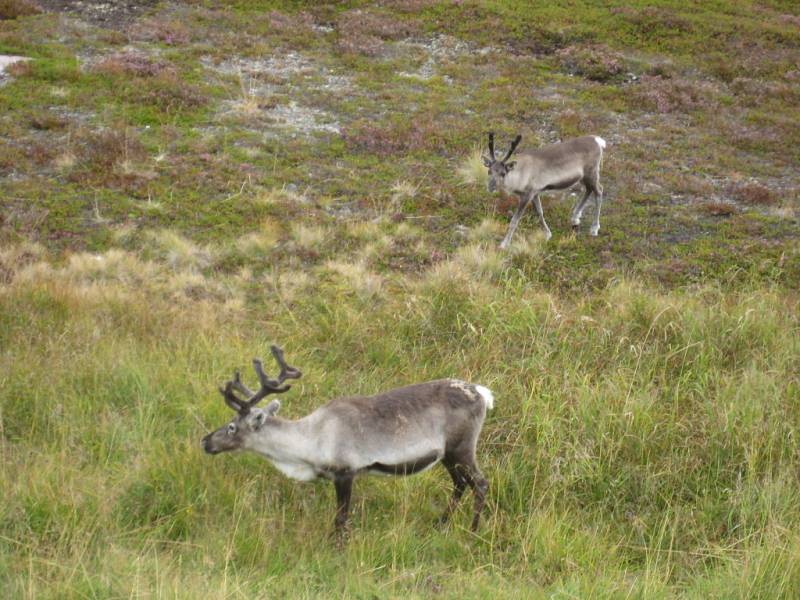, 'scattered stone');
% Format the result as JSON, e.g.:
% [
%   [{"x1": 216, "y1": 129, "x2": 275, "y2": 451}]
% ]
[
  {"x1": 395, "y1": 34, "x2": 475, "y2": 82},
  {"x1": 203, "y1": 52, "x2": 352, "y2": 94},
  {"x1": 265, "y1": 101, "x2": 340, "y2": 135},
  {"x1": 35, "y1": 0, "x2": 158, "y2": 28},
  {"x1": 205, "y1": 52, "x2": 349, "y2": 136}
]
